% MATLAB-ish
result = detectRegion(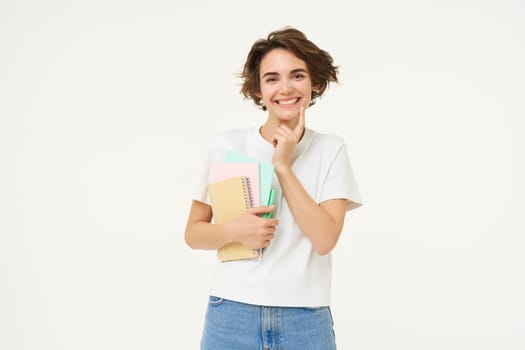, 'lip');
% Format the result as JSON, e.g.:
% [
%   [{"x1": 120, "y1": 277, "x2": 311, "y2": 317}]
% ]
[{"x1": 274, "y1": 97, "x2": 301, "y2": 106}]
